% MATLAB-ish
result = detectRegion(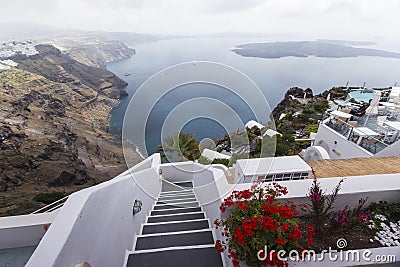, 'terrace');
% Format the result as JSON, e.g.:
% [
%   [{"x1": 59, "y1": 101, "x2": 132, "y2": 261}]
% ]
[{"x1": 323, "y1": 88, "x2": 400, "y2": 155}]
